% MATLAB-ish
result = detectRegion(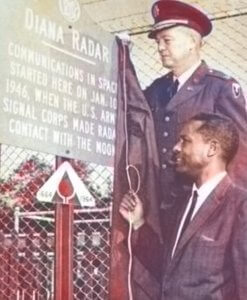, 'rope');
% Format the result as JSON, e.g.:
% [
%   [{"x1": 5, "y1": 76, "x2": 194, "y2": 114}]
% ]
[{"x1": 121, "y1": 38, "x2": 141, "y2": 300}]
